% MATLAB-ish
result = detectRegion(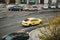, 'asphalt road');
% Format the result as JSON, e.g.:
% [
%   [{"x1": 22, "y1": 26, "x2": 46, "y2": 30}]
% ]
[{"x1": 0, "y1": 10, "x2": 59, "y2": 40}]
